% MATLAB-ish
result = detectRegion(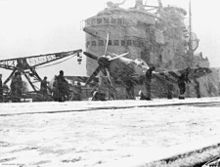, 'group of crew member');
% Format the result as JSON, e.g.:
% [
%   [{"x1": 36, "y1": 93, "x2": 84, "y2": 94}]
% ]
[
  {"x1": 0, "y1": 70, "x2": 73, "y2": 102},
  {"x1": 138, "y1": 67, "x2": 197, "y2": 100},
  {"x1": 0, "y1": 66, "x2": 201, "y2": 102},
  {"x1": 52, "y1": 70, "x2": 70, "y2": 102},
  {"x1": 39, "y1": 70, "x2": 70, "y2": 102}
]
